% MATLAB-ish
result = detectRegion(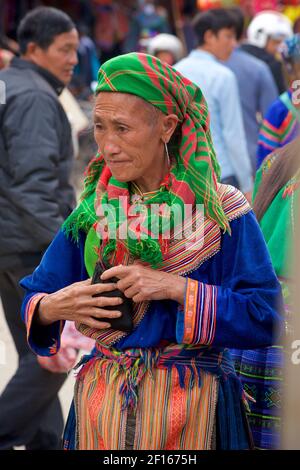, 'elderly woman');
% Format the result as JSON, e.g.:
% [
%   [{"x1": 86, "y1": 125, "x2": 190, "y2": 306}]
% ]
[{"x1": 21, "y1": 53, "x2": 282, "y2": 450}]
